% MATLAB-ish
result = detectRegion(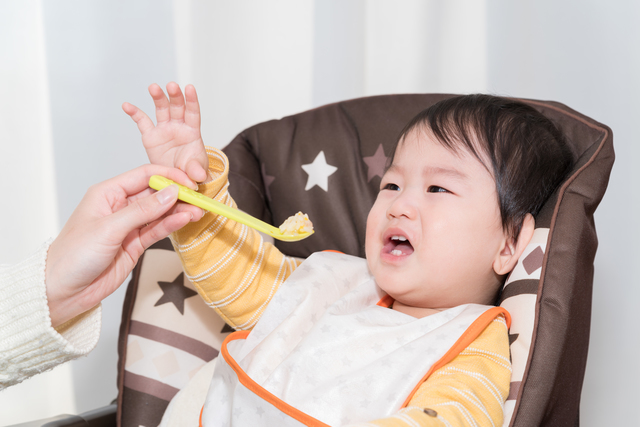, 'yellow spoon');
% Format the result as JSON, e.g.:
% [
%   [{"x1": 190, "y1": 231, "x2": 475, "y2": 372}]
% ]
[{"x1": 149, "y1": 175, "x2": 314, "y2": 242}]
